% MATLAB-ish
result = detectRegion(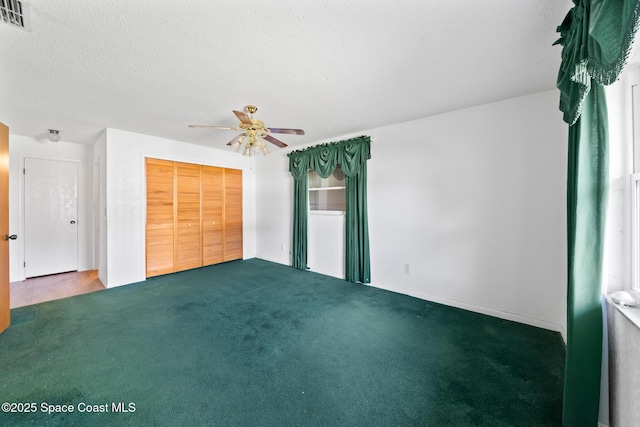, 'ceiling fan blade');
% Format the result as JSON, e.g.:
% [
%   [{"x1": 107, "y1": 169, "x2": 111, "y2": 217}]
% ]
[
  {"x1": 233, "y1": 110, "x2": 252, "y2": 125},
  {"x1": 263, "y1": 134, "x2": 288, "y2": 148},
  {"x1": 226, "y1": 133, "x2": 247, "y2": 146},
  {"x1": 268, "y1": 128, "x2": 305, "y2": 135},
  {"x1": 188, "y1": 125, "x2": 239, "y2": 130}
]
